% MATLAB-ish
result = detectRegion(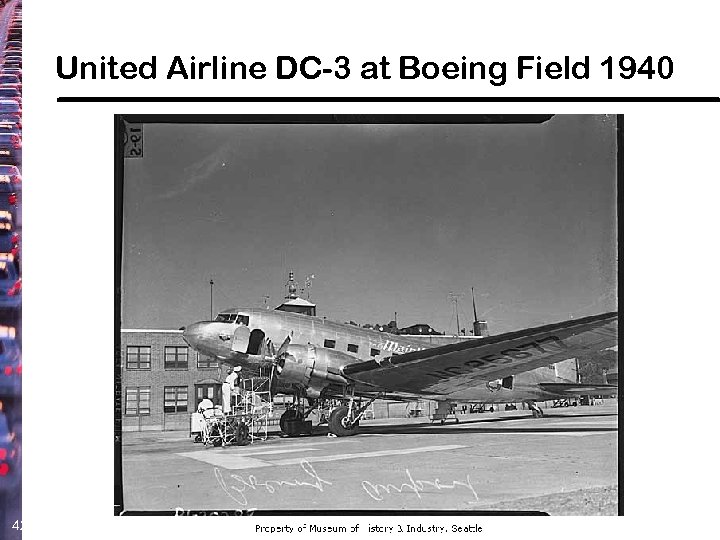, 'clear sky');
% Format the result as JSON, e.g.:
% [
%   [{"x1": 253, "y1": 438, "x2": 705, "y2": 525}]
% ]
[{"x1": 121, "y1": 115, "x2": 617, "y2": 334}]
